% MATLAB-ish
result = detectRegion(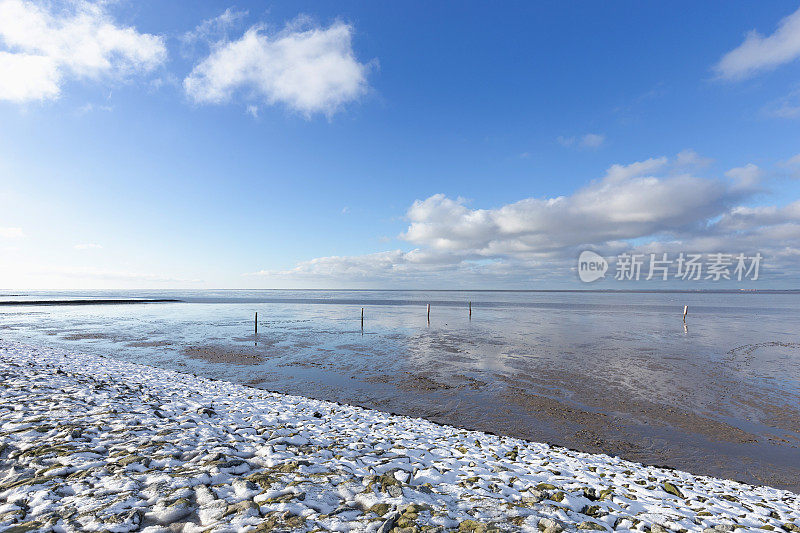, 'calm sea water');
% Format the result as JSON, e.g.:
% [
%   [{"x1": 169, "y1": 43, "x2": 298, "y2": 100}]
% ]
[{"x1": 1, "y1": 289, "x2": 799, "y2": 489}]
